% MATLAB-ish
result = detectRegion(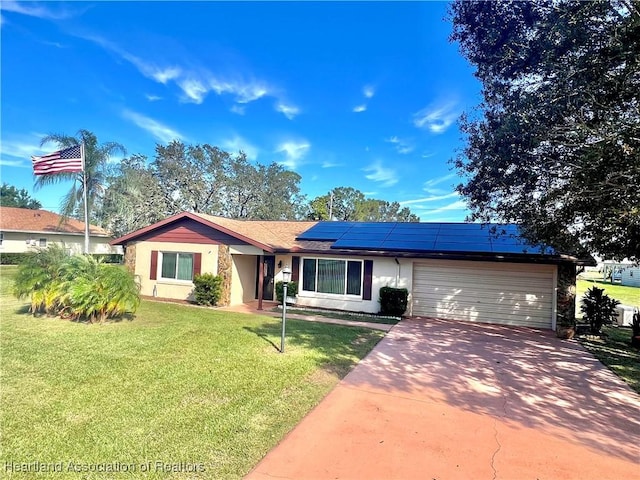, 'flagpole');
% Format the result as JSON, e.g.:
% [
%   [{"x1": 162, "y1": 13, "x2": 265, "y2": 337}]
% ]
[{"x1": 81, "y1": 143, "x2": 90, "y2": 255}]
